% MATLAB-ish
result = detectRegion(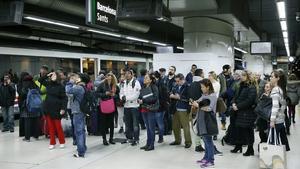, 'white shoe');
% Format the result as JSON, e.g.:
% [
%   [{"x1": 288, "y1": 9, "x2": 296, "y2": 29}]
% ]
[
  {"x1": 49, "y1": 145, "x2": 55, "y2": 150},
  {"x1": 59, "y1": 144, "x2": 65, "y2": 149}
]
